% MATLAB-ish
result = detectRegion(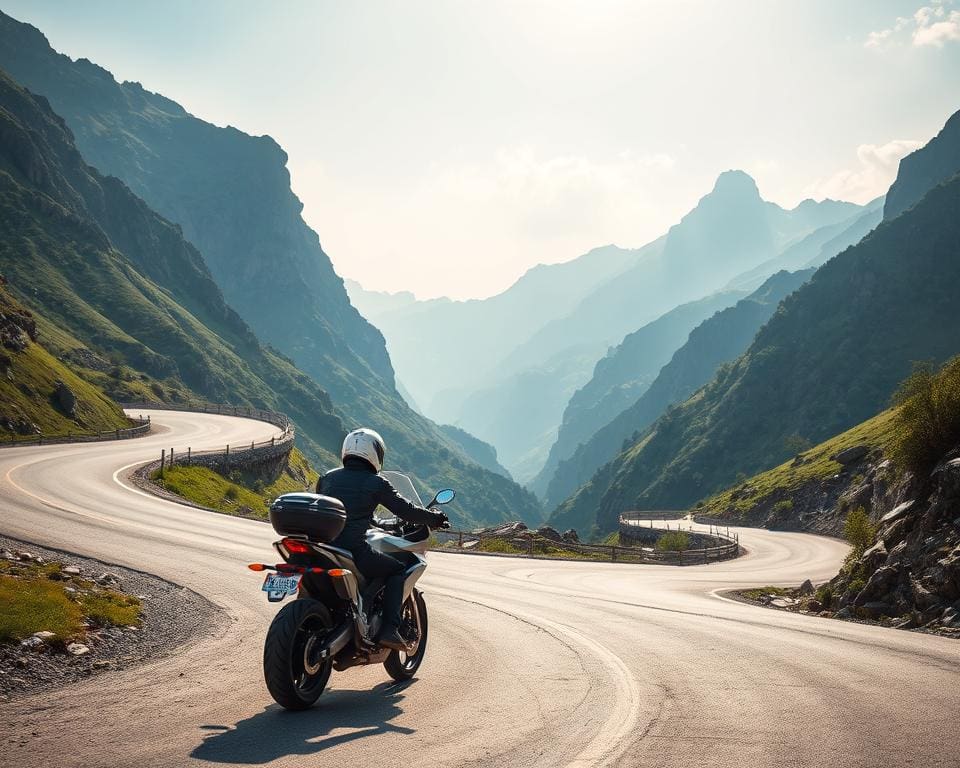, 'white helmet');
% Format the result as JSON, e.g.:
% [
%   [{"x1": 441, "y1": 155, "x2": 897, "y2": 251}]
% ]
[{"x1": 341, "y1": 427, "x2": 386, "y2": 471}]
